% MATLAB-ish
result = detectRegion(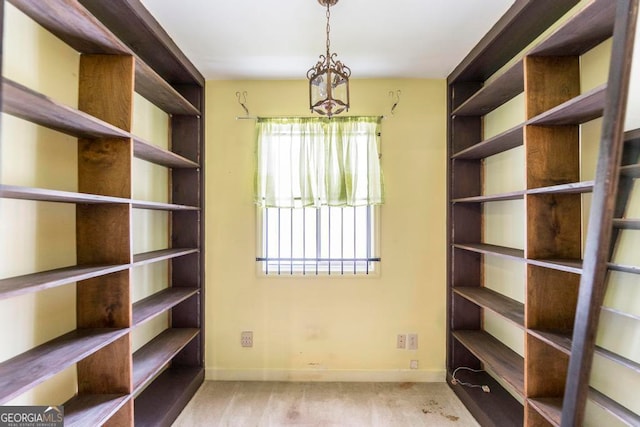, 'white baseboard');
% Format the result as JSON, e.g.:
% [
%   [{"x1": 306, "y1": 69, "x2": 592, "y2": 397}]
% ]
[{"x1": 205, "y1": 368, "x2": 446, "y2": 383}]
